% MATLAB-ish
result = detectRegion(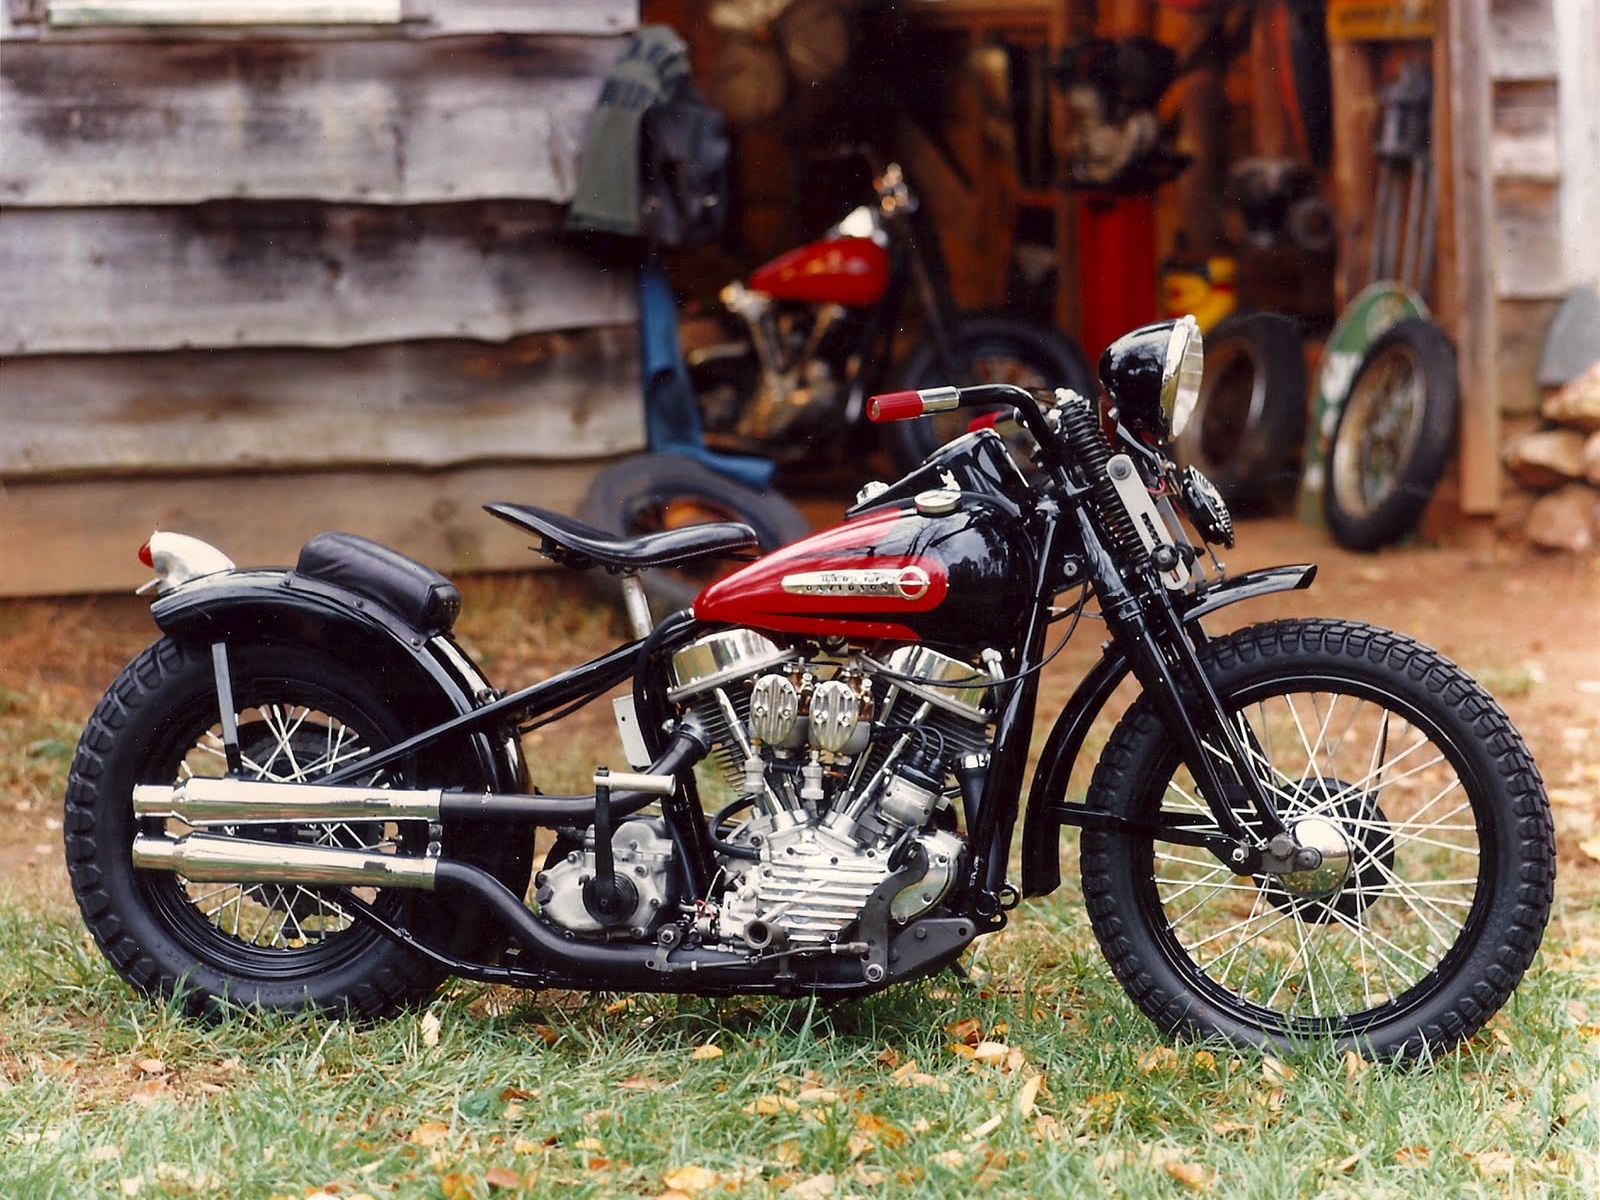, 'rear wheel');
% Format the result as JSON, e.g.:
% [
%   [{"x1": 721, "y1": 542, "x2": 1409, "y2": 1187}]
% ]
[
  {"x1": 1080, "y1": 619, "x2": 1554, "y2": 1060},
  {"x1": 580, "y1": 452, "x2": 811, "y2": 616},
  {"x1": 886, "y1": 314, "x2": 1095, "y2": 474},
  {"x1": 65, "y1": 640, "x2": 530, "y2": 1018}
]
